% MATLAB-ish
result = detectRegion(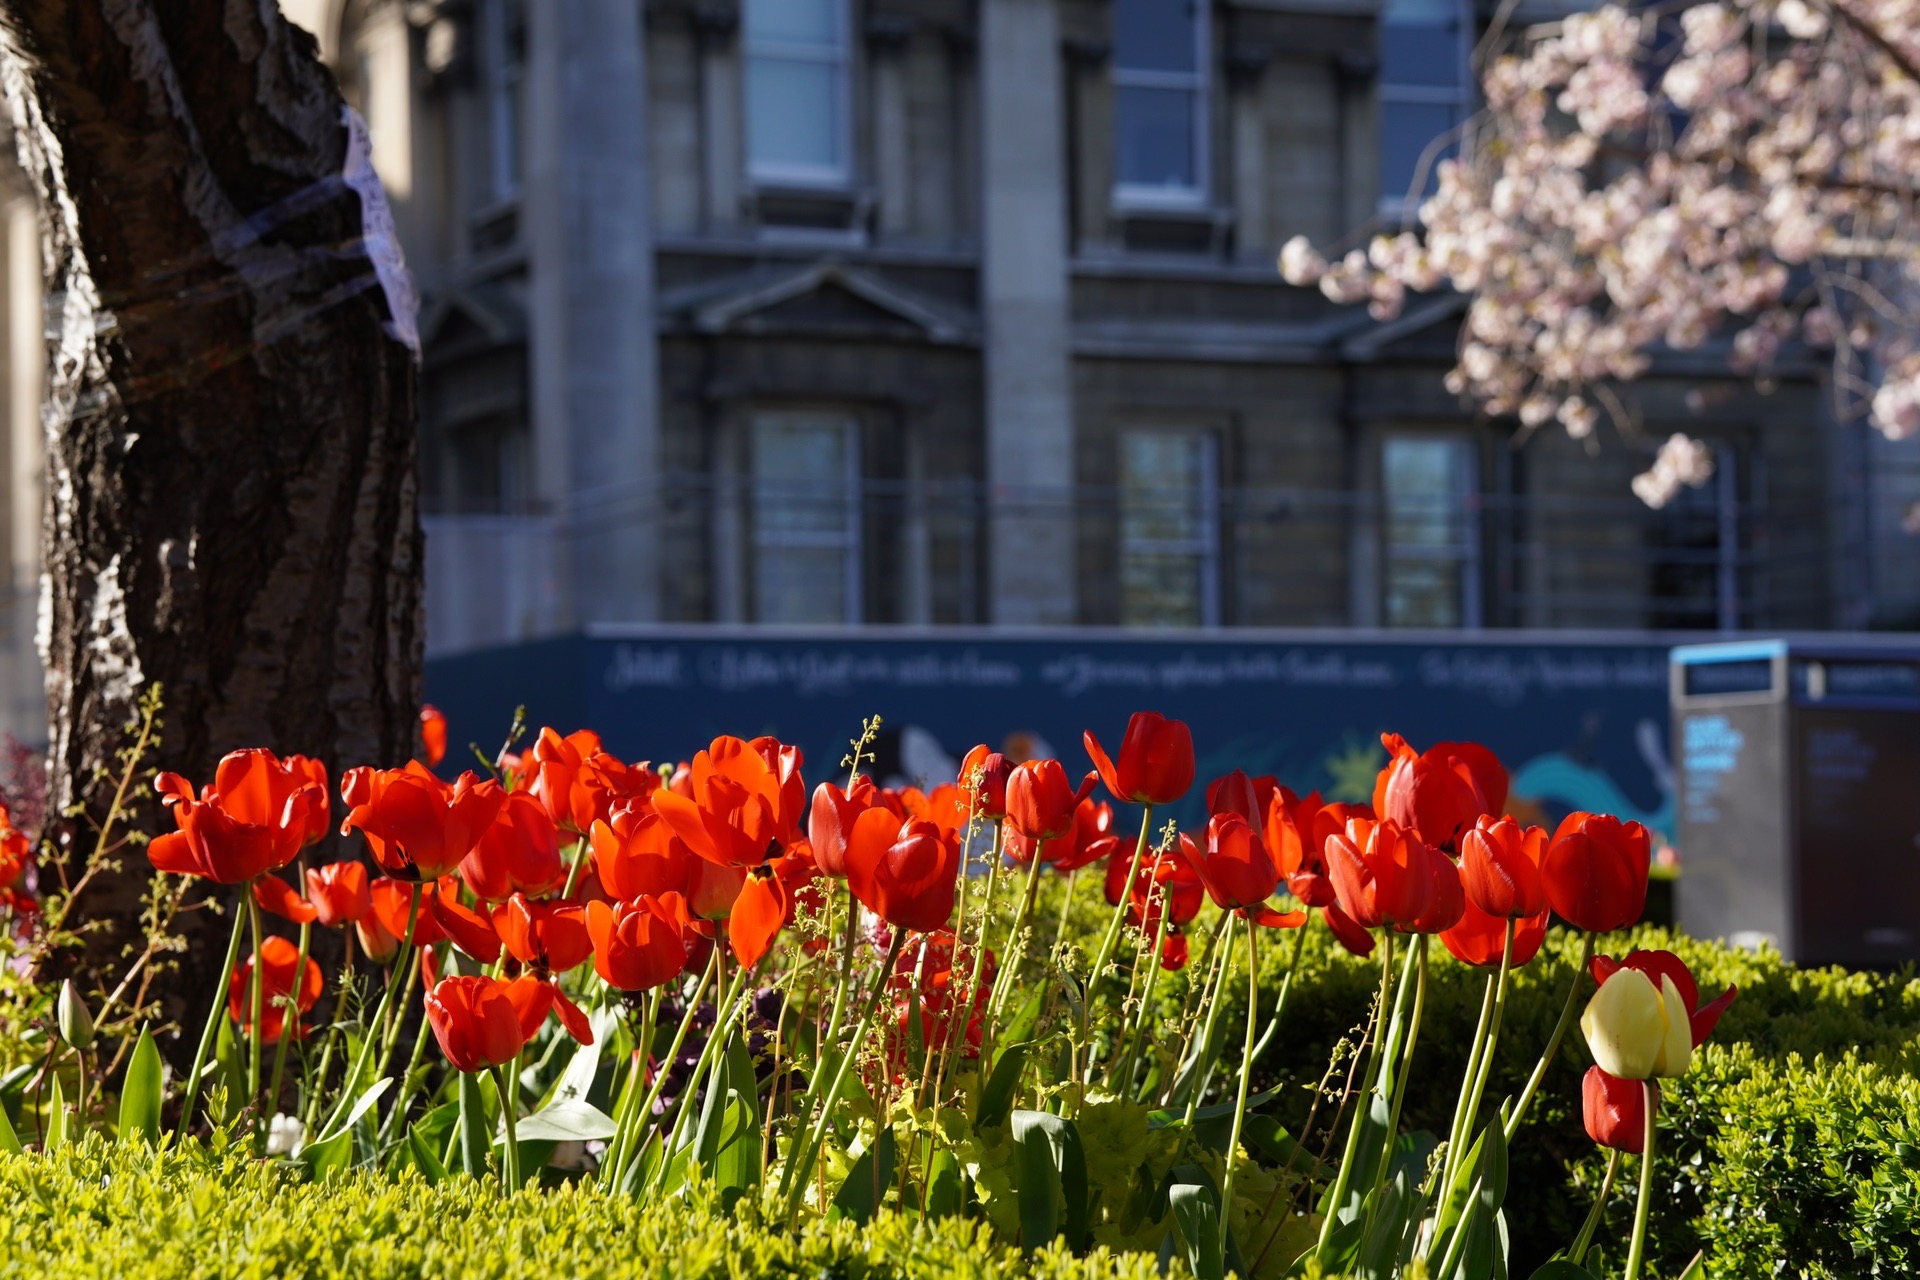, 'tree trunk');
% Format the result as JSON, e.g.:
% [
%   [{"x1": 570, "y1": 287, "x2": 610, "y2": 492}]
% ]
[{"x1": 0, "y1": 3, "x2": 422, "y2": 1021}]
